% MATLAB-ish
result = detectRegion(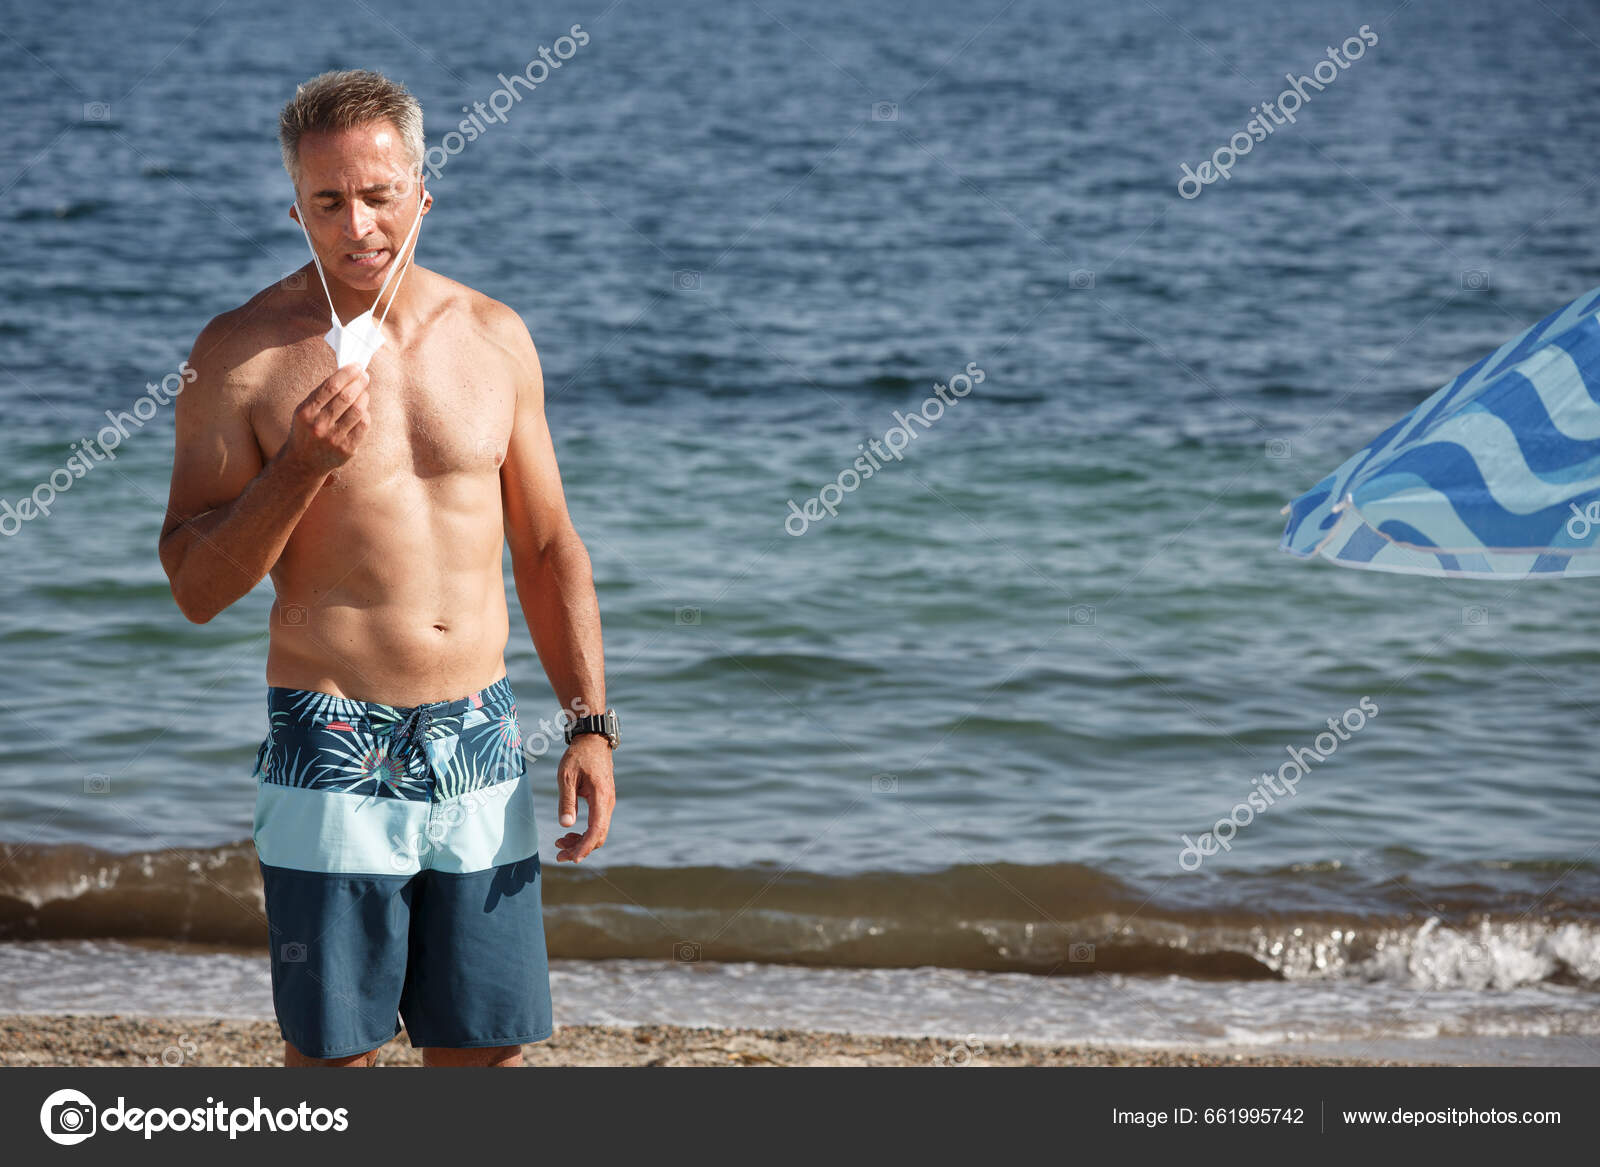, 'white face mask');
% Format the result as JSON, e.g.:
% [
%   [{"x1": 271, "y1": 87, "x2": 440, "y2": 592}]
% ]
[{"x1": 291, "y1": 191, "x2": 426, "y2": 370}]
